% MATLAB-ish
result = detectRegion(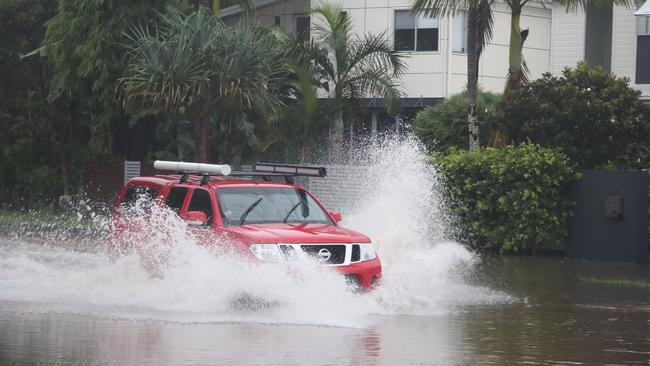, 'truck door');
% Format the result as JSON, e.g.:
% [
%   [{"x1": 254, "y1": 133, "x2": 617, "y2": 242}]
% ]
[{"x1": 184, "y1": 187, "x2": 217, "y2": 245}]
